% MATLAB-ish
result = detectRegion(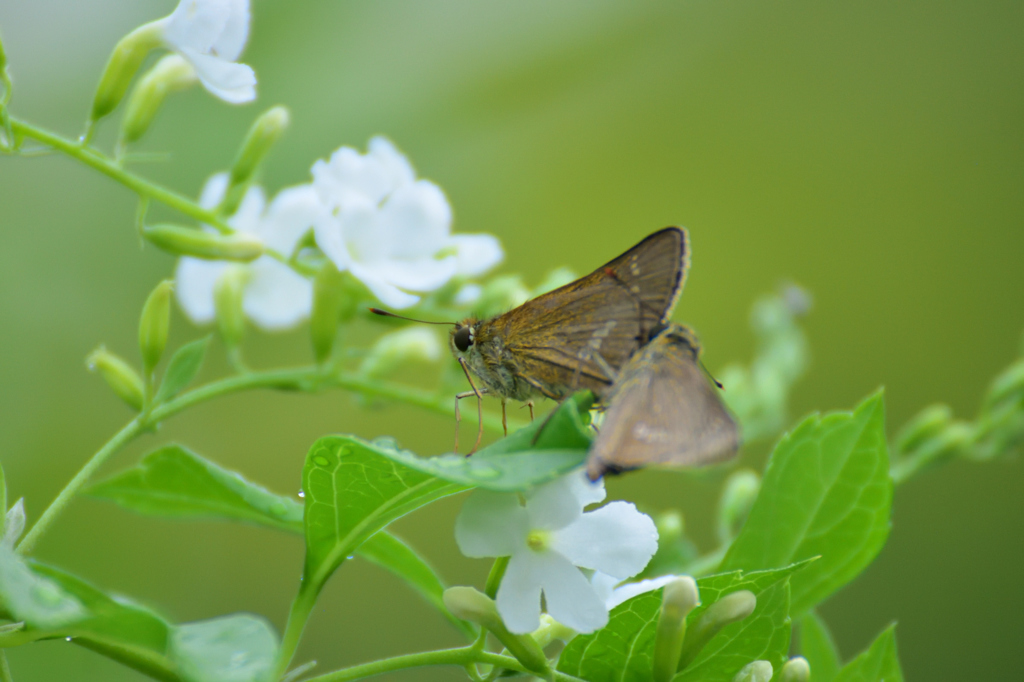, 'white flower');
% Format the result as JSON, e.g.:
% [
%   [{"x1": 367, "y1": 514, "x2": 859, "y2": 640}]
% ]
[
  {"x1": 159, "y1": 0, "x2": 255, "y2": 103},
  {"x1": 455, "y1": 470, "x2": 658, "y2": 634},
  {"x1": 175, "y1": 173, "x2": 319, "y2": 330},
  {"x1": 591, "y1": 572, "x2": 686, "y2": 610},
  {"x1": 311, "y1": 137, "x2": 503, "y2": 309}
]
